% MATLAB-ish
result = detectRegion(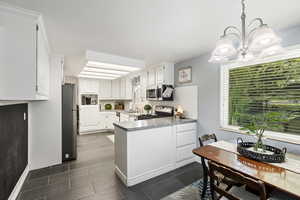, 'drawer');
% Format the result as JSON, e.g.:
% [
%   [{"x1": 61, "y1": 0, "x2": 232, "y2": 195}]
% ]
[
  {"x1": 176, "y1": 130, "x2": 196, "y2": 147},
  {"x1": 176, "y1": 123, "x2": 196, "y2": 133},
  {"x1": 176, "y1": 144, "x2": 196, "y2": 162}
]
